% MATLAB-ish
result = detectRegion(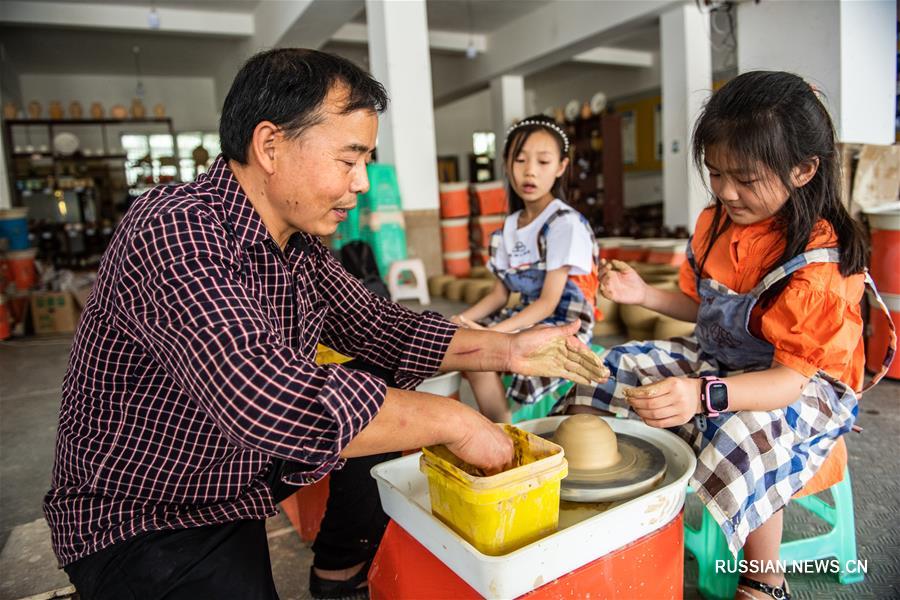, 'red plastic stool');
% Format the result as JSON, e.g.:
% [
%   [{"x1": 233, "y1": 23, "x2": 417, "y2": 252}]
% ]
[{"x1": 369, "y1": 512, "x2": 684, "y2": 599}]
